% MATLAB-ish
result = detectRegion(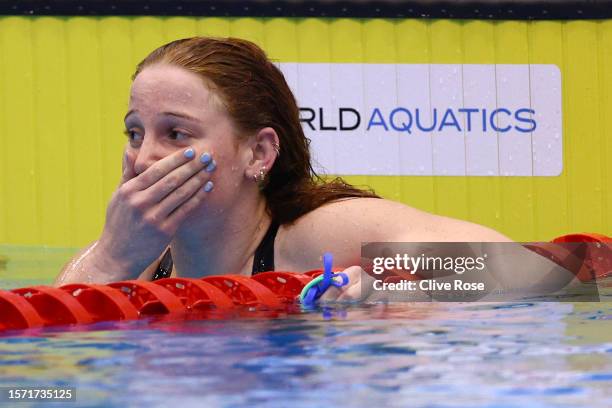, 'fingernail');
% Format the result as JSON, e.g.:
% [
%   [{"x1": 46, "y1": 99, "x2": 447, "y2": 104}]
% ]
[
  {"x1": 204, "y1": 180, "x2": 214, "y2": 192},
  {"x1": 200, "y1": 152, "x2": 212, "y2": 165},
  {"x1": 184, "y1": 148, "x2": 195, "y2": 159},
  {"x1": 205, "y1": 159, "x2": 217, "y2": 172}
]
